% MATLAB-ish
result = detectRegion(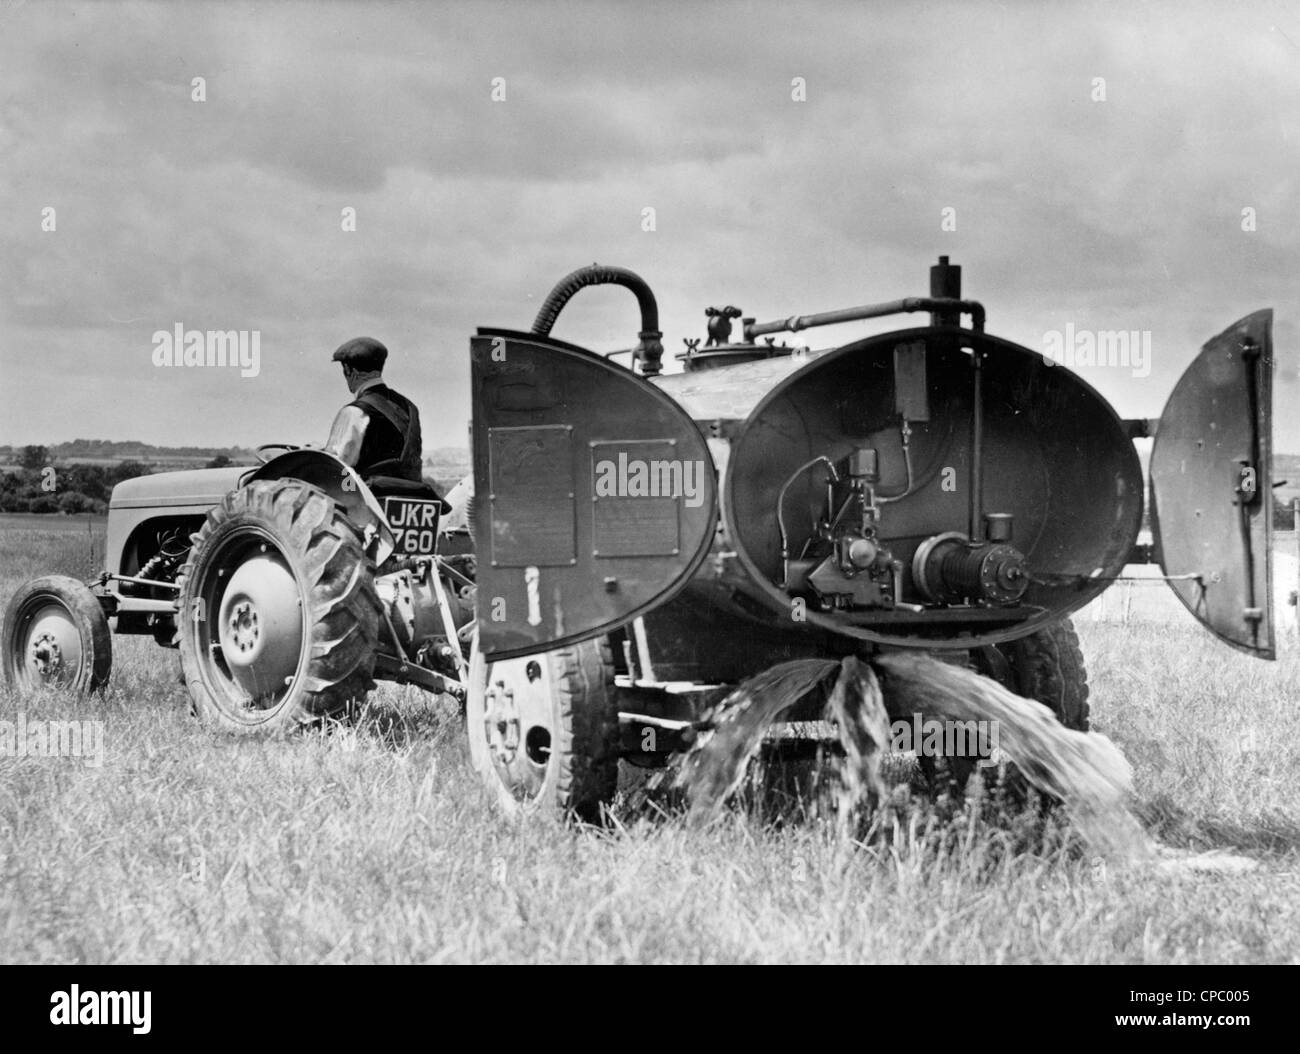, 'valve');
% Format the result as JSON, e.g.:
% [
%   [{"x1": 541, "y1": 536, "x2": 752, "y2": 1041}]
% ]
[{"x1": 705, "y1": 305, "x2": 743, "y2": 346}]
